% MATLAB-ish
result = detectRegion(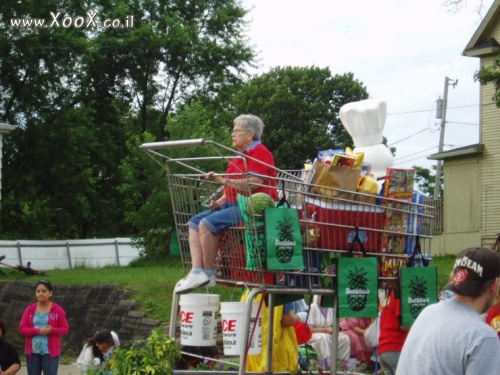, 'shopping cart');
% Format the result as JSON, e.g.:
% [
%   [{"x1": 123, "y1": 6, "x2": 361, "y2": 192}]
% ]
[{"x1": 141, "y1": 139, "x2": 434, "y2": 375}]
